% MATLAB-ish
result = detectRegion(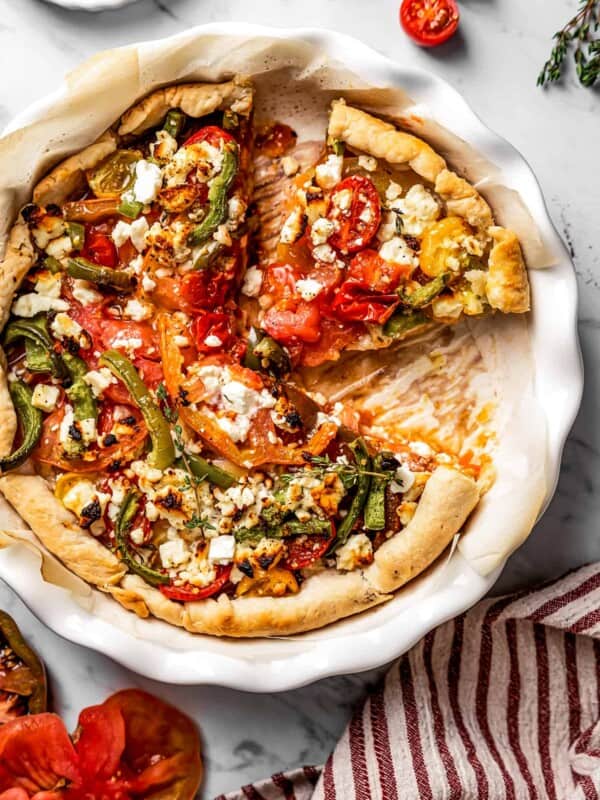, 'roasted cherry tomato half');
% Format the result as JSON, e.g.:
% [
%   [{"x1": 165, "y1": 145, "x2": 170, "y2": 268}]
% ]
[
  {"x1": 180, "y1": 270, "x2": 232, "y2": 311},
  {"x1": 263, "y1": 300, "x2": 322, "y2": 345},
  {"x1": 331, "y1": 282, "x2": 400, "y2": 325},
  {"x1": 192, "y1": 312, "x2": 235, "y2": 354},
  {"x1": 328, "y1": 175, "x2": 381, "y2": 254},
  {"x1": 347, "y1": 249, "x2": 410, "y2": 292},
  {"x1": 282, "y1": 525, "x2": 336, "y2": 571},
  {"x1": 81, "y1": 228, "x2": 118, "y2": 268},
  {"x1": 184, "y1": 125, "x2": 236, "y2": 148},
  {"x1": 400, "y1": 0, "x2": 460, "y2": 47},
  {"x1": 160, "y1": 565, "x2": 233, "y2": 602}
]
